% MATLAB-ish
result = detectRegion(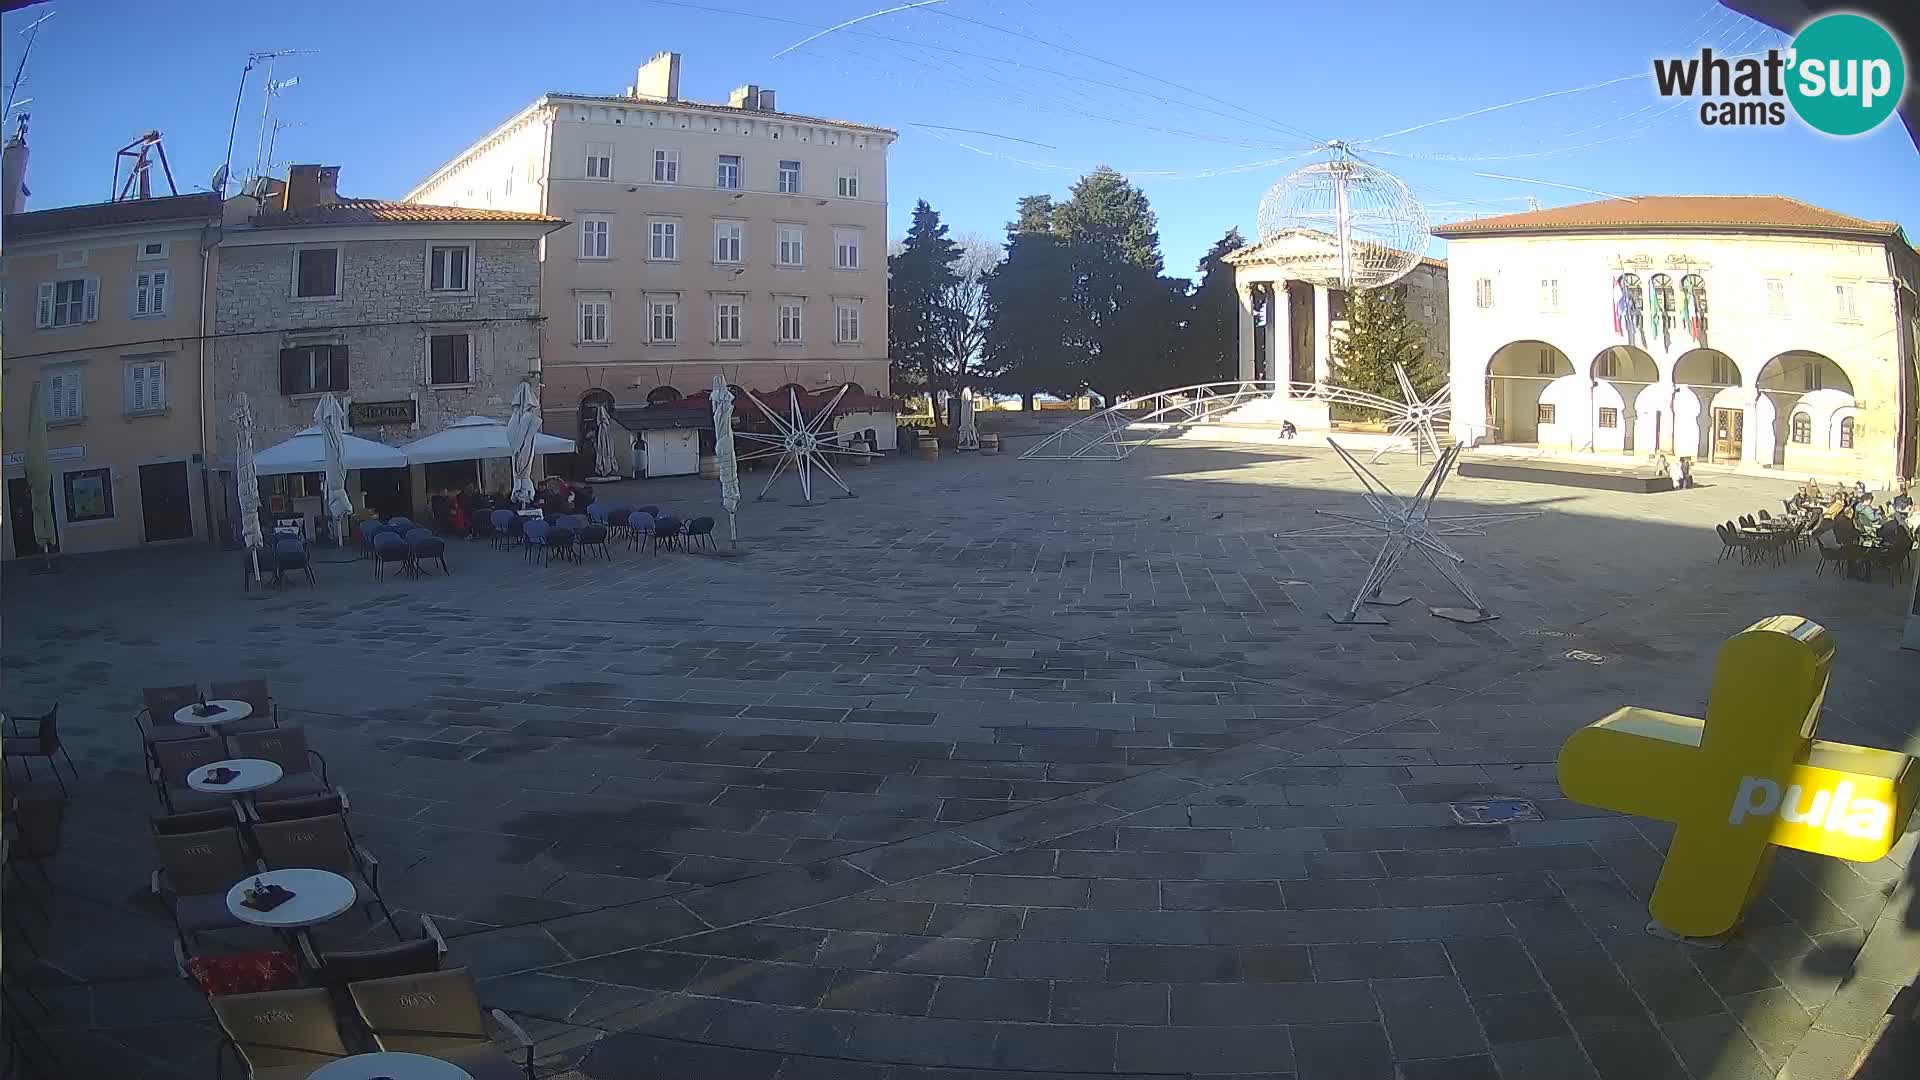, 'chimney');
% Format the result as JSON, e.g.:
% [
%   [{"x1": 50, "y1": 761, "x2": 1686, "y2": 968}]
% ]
[
  {"x1": 756, "y1": 89, "x2": 777, "y2": 112},
  {"x1": 634, "y1": 51, "x2": 681, "y2": 101},
  {"x1": 282, "y1": 164, "x2": 340, "y2": 211},
  {"x1": 727, "y1": 84, "x2": 759, "y2": 109},
  {"x1": 2, "y1": 113, "x2": 30, "y2": 215}
]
